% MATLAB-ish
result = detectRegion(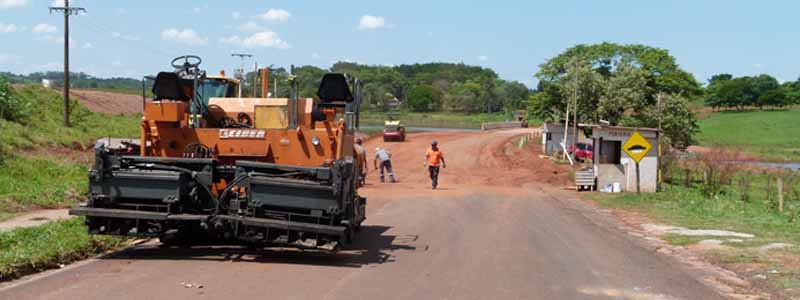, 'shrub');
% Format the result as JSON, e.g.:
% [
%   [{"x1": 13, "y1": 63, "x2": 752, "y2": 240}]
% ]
[{"x1": 0, "y1": 77, "x2": 31, "y2": 123}]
